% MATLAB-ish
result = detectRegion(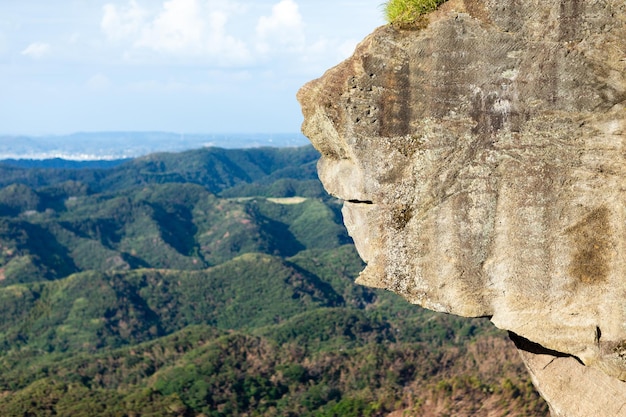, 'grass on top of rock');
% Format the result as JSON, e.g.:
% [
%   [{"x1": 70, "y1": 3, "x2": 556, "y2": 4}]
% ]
[{"x1": 383, "y1": 0, "x2": 447, "y2": 28}]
